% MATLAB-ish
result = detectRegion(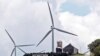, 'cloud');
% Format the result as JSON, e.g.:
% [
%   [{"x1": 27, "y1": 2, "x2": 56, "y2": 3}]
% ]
[
  {"x1": 0, "y1": 0, "x2": 66, "y2": 56},
  {"x1": 59, "y1": 10, "x2": 100, "y2": 53},
  {"x1": 89, "y1": 0, "x2": 100, "y2": 16},
  {"x1": 36, "y1": 0, "x2": 67, "y2": 12},
  {"x1": 58, "y1": 0, "x2": 100, "y2": 53},
  {"x1": 0, "y1": 0, "x2": 51, "y2": 56},
  {"x1": 1, "y1": 0, "x2": 100, "y2": 55}
]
